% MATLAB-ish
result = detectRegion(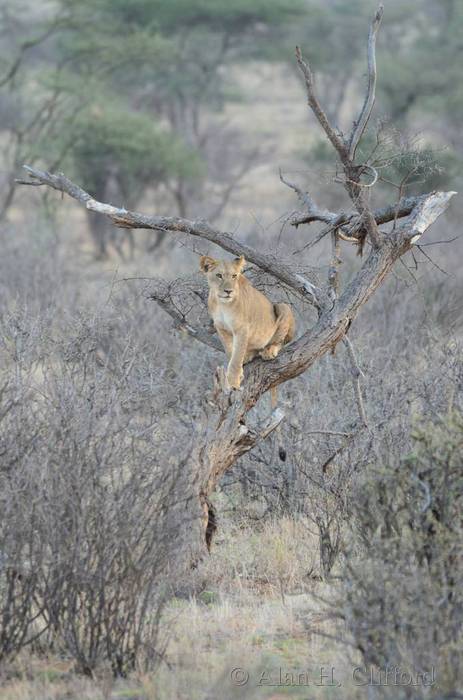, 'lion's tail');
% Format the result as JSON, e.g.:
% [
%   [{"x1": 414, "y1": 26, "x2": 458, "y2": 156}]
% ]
[
  {"x1": 269, "y1": 386, "x2": 287, "y2": 462},
  {"x1": 270, "y1": 385, "x2": 277, "y2": 409}
]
